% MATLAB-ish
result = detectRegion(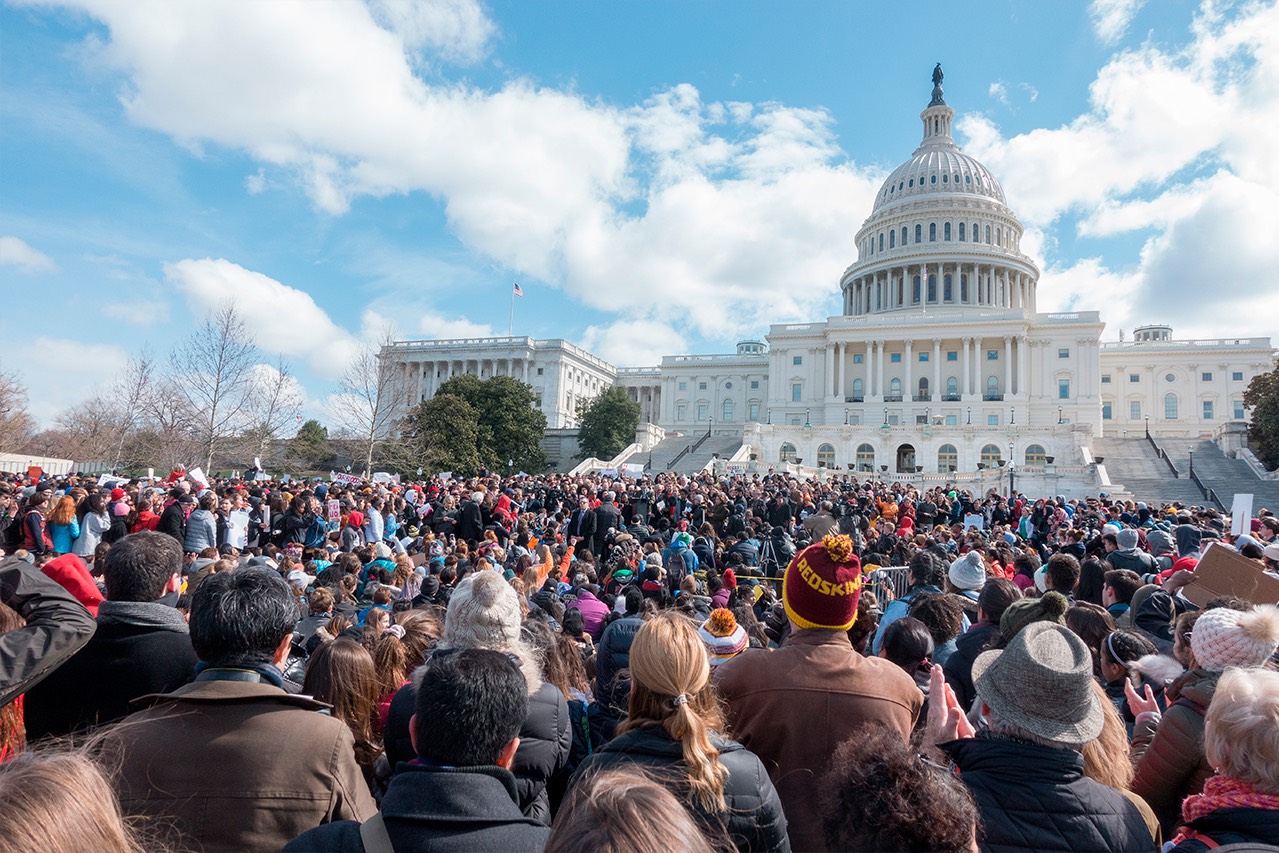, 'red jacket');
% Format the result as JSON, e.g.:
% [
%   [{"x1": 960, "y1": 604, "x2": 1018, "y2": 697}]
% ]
[{"x1": 40, "y1": 554, "x2": 103, "y2": 617}]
